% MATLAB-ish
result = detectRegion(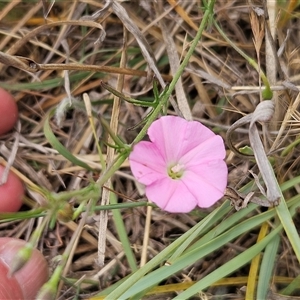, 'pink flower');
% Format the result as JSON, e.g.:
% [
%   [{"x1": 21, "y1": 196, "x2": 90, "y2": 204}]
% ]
[{"x1": 129, "y1": 116, "x2": 228, "y2": 213}]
